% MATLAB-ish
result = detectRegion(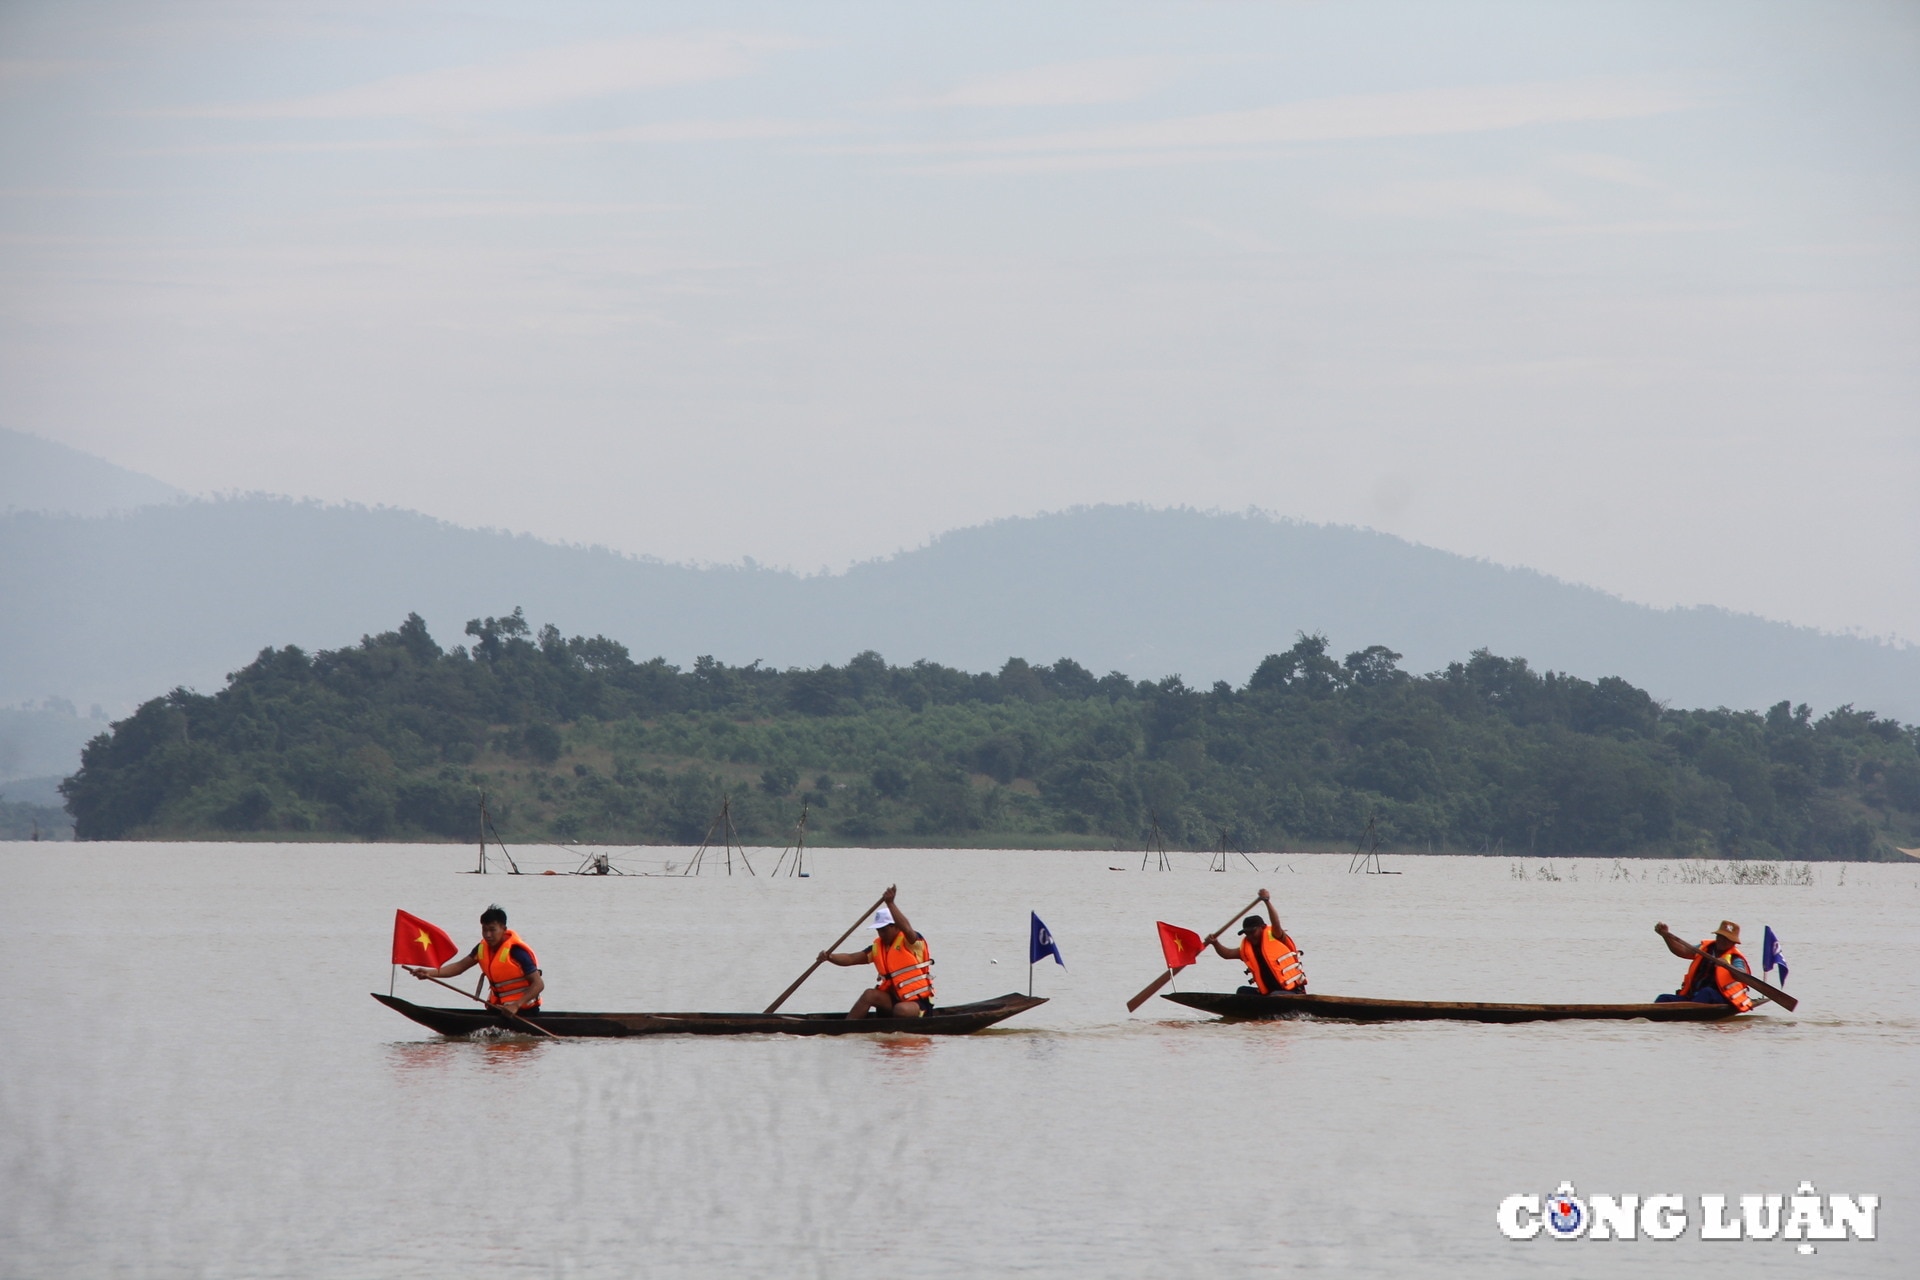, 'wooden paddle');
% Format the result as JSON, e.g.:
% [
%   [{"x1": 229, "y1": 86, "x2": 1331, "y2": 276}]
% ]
[
  {"x1": 764, "y1": 887, "x2": 894, "y2": 1013},
  {"x1": 413, "y1": 972, "x2": 565, "y2": 1037},
  {"x1": 1655, "y1": 925, "x2": 1798, "y2": 1011},
  {"x1": 1126, "y1": 894, "x2": 1263, "y2": 1012}
]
